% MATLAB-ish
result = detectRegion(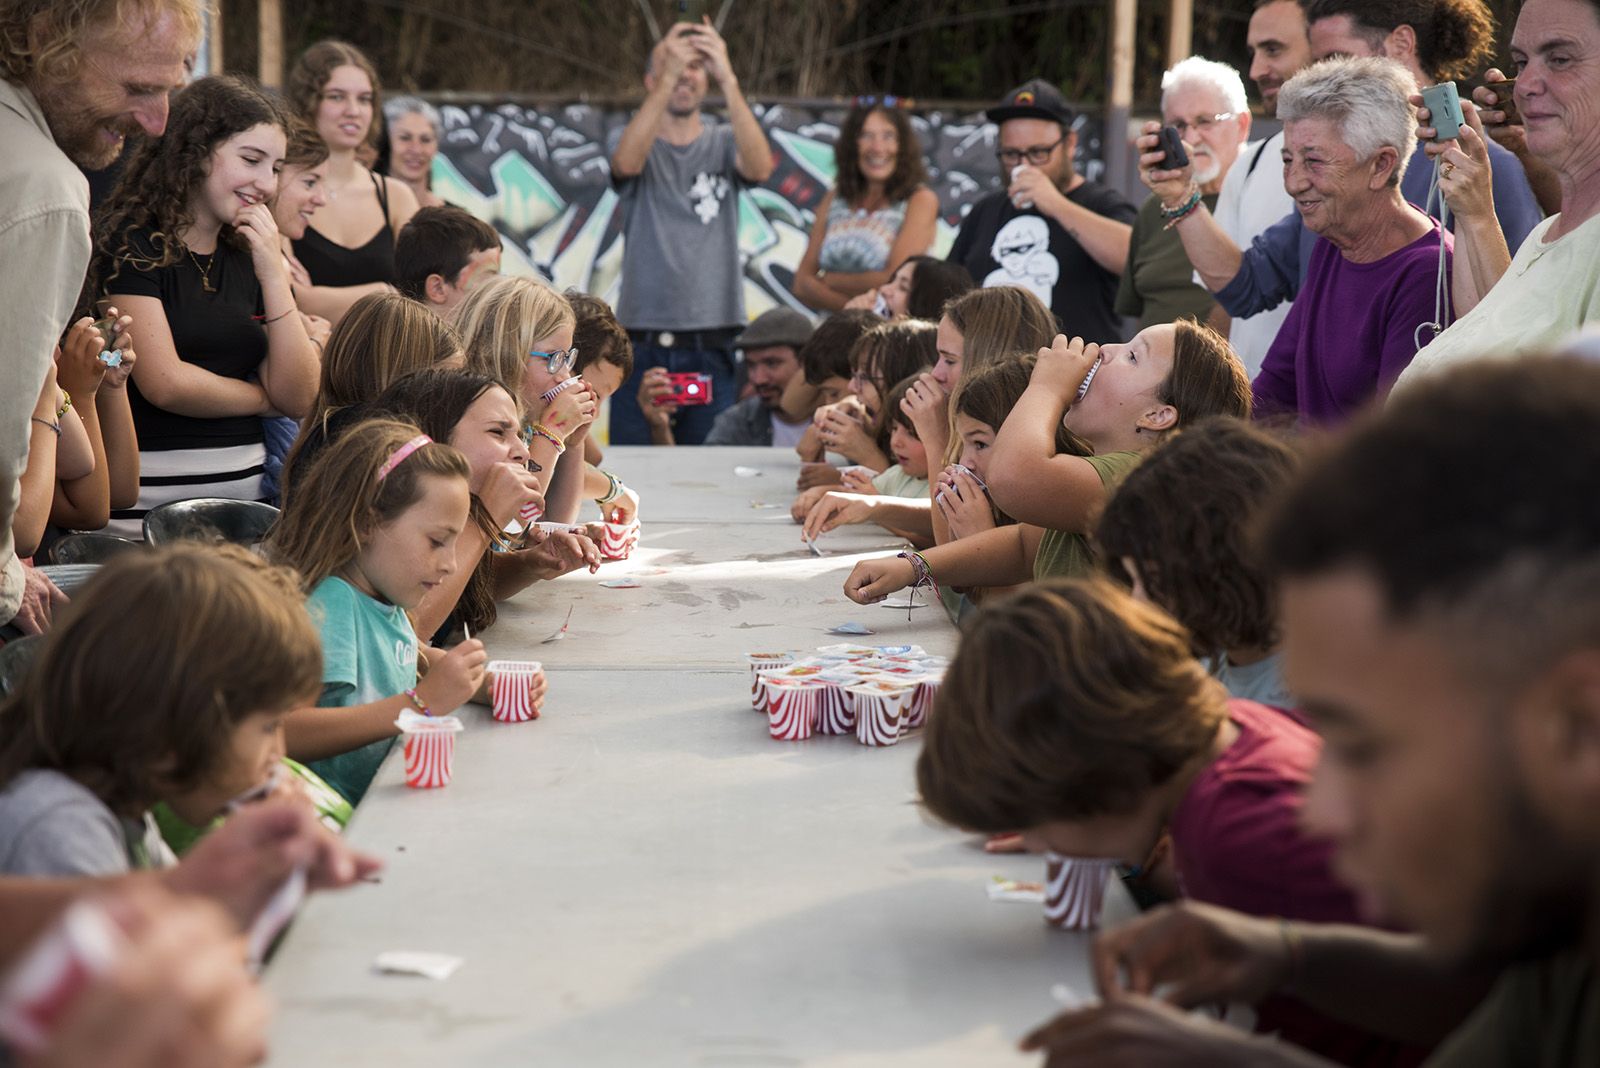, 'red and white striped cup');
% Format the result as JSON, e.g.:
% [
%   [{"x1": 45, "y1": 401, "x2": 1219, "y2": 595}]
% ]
[
  {"x1": 486, "y1": 660, "x2": 544, "y2": 723},
  {"x1": 904, "y1": 675, "x2": 939, "y2": 731},
  {"x1": 814, "y1": 684, "x2": 856, "y2": 735},
  {"x1": 764, "y1": 679, "x2": 819, "y2": 741},
  {"x1": 396, "y1": 711, "x2": 464, "y2": 789},
  {"x1": 847, "y1": 680, "x2": 915, "y2": 747},
  {"x1": 598, "y1": 519, "x2": 640, "y2": 561},
  {"x1": 747, "y1": 654, "x2": 795, "y2": 709},
  {"x1": 1043, "y1": 854, "x2": 1119, "y2": 931}
]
